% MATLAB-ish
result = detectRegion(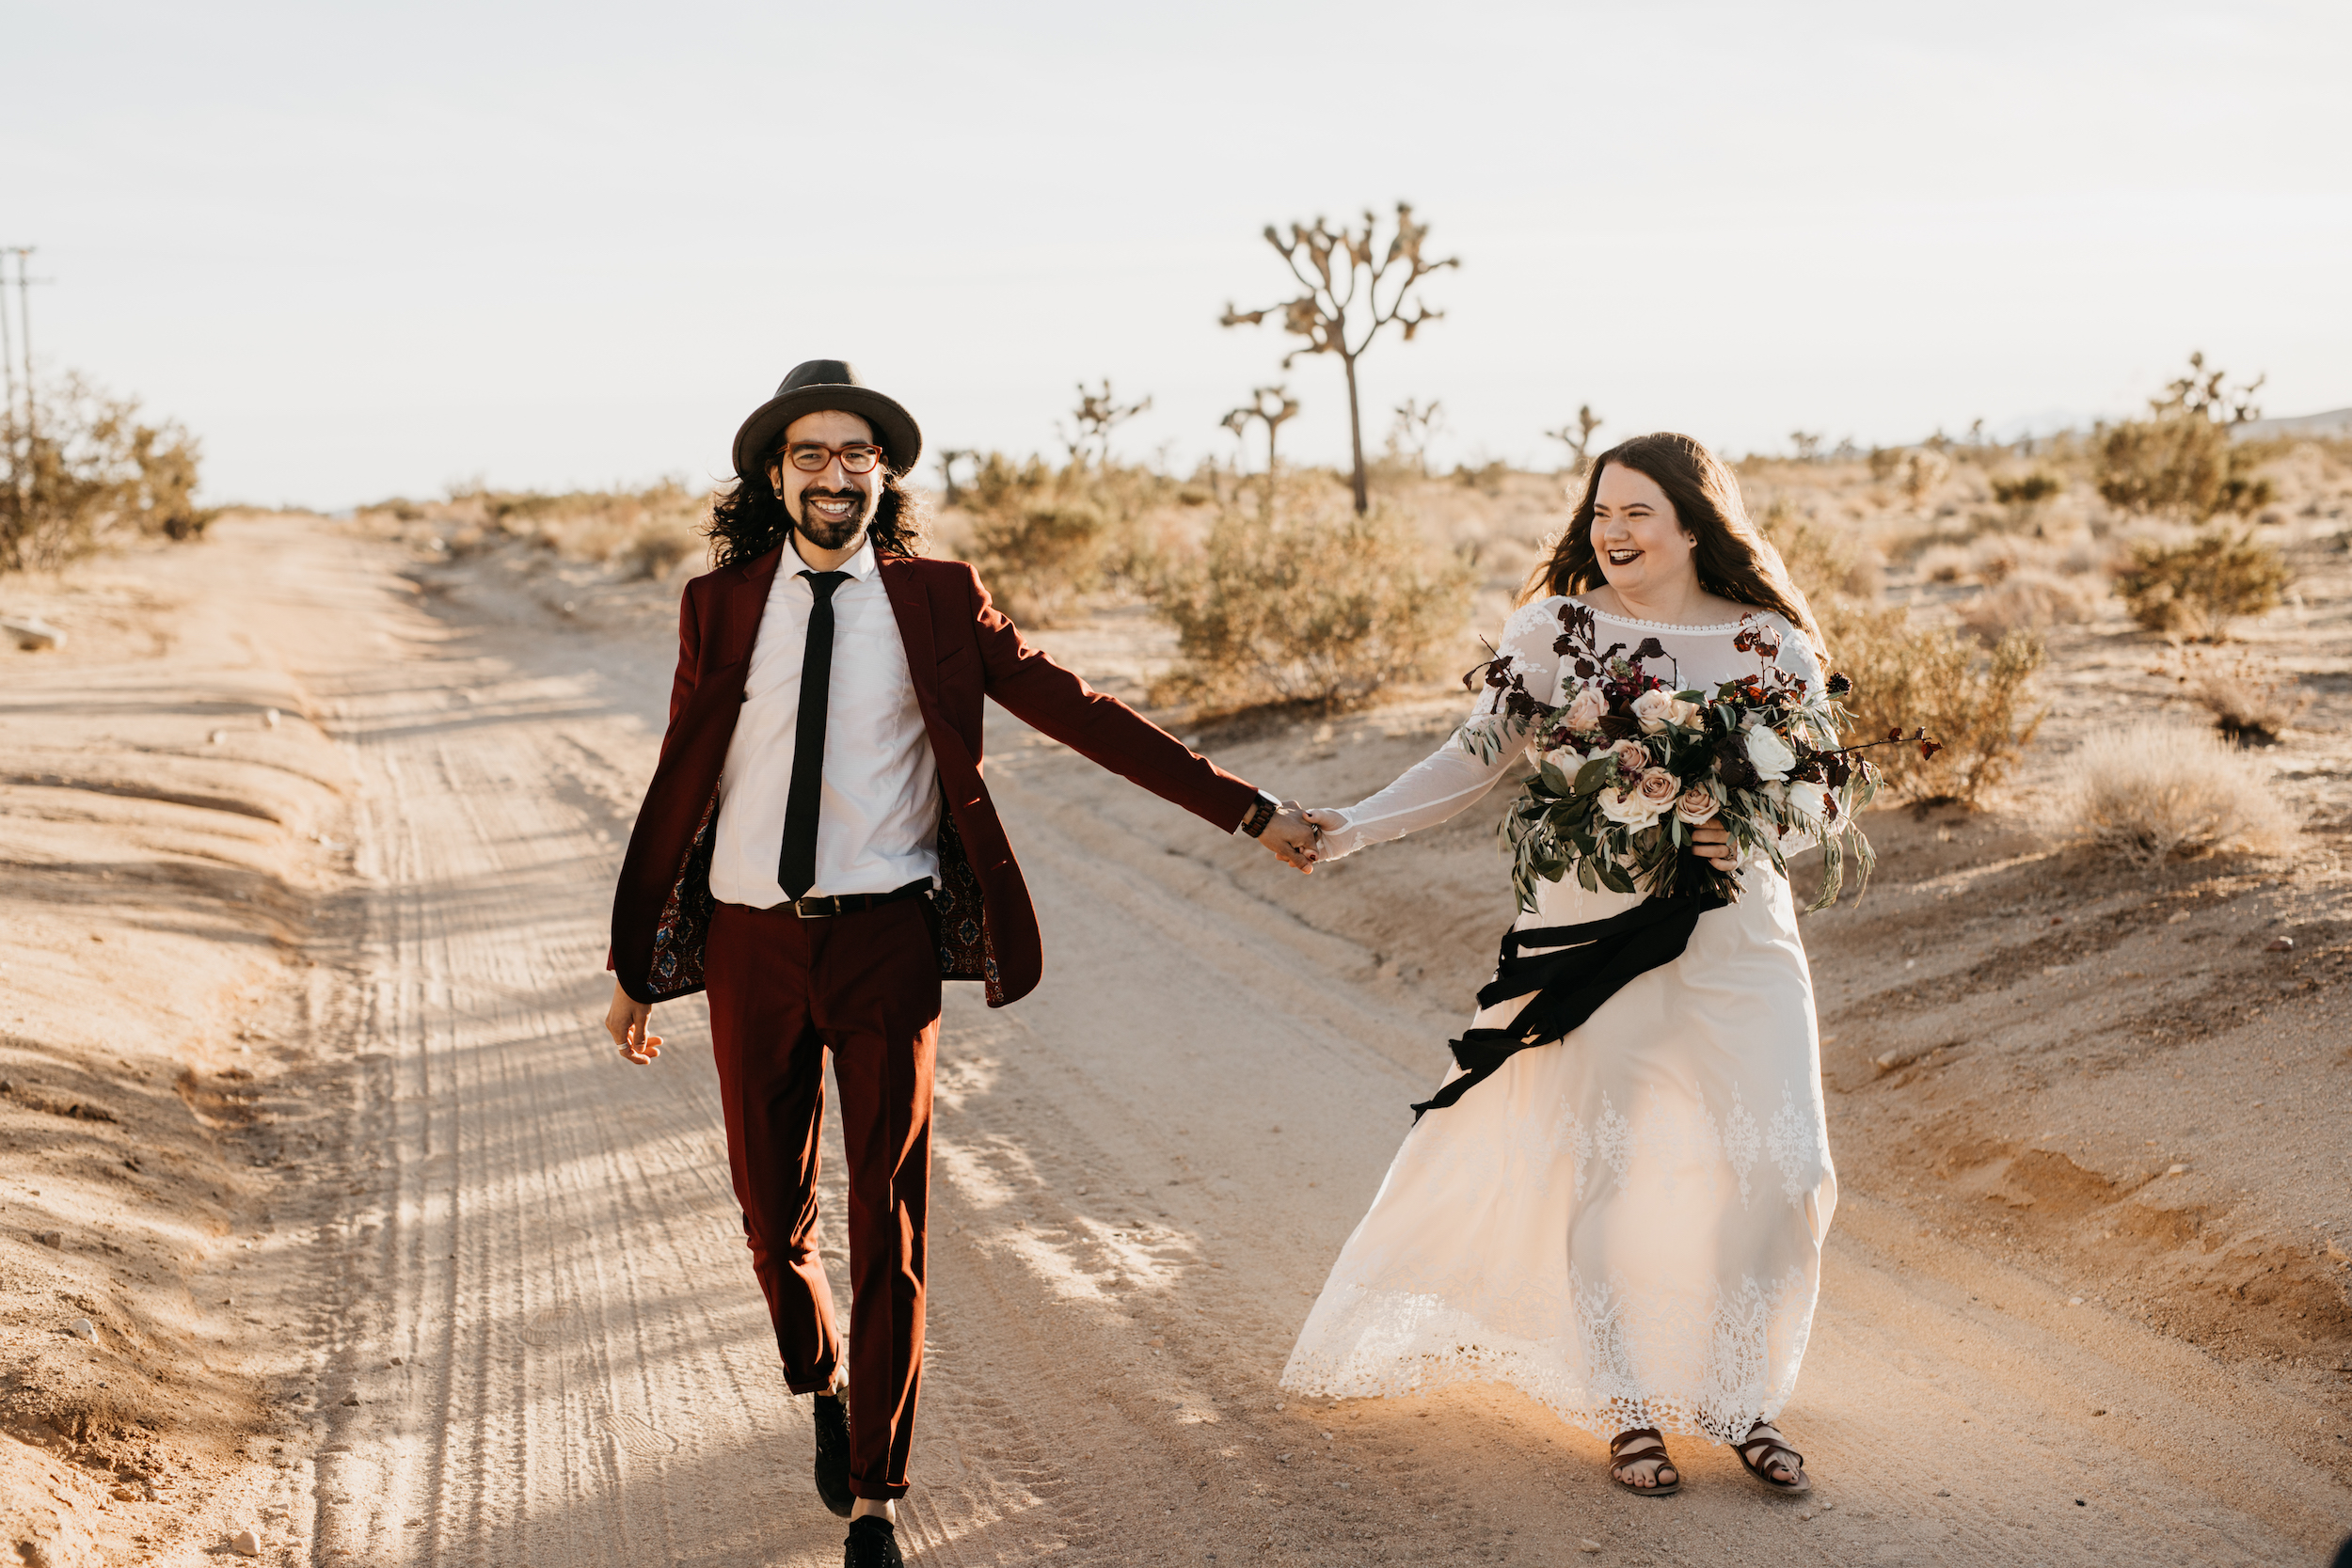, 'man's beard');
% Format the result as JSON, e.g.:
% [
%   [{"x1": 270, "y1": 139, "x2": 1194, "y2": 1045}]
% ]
[{"x1": 792, "y1": 485, "x2": 878, "y2": 550}]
